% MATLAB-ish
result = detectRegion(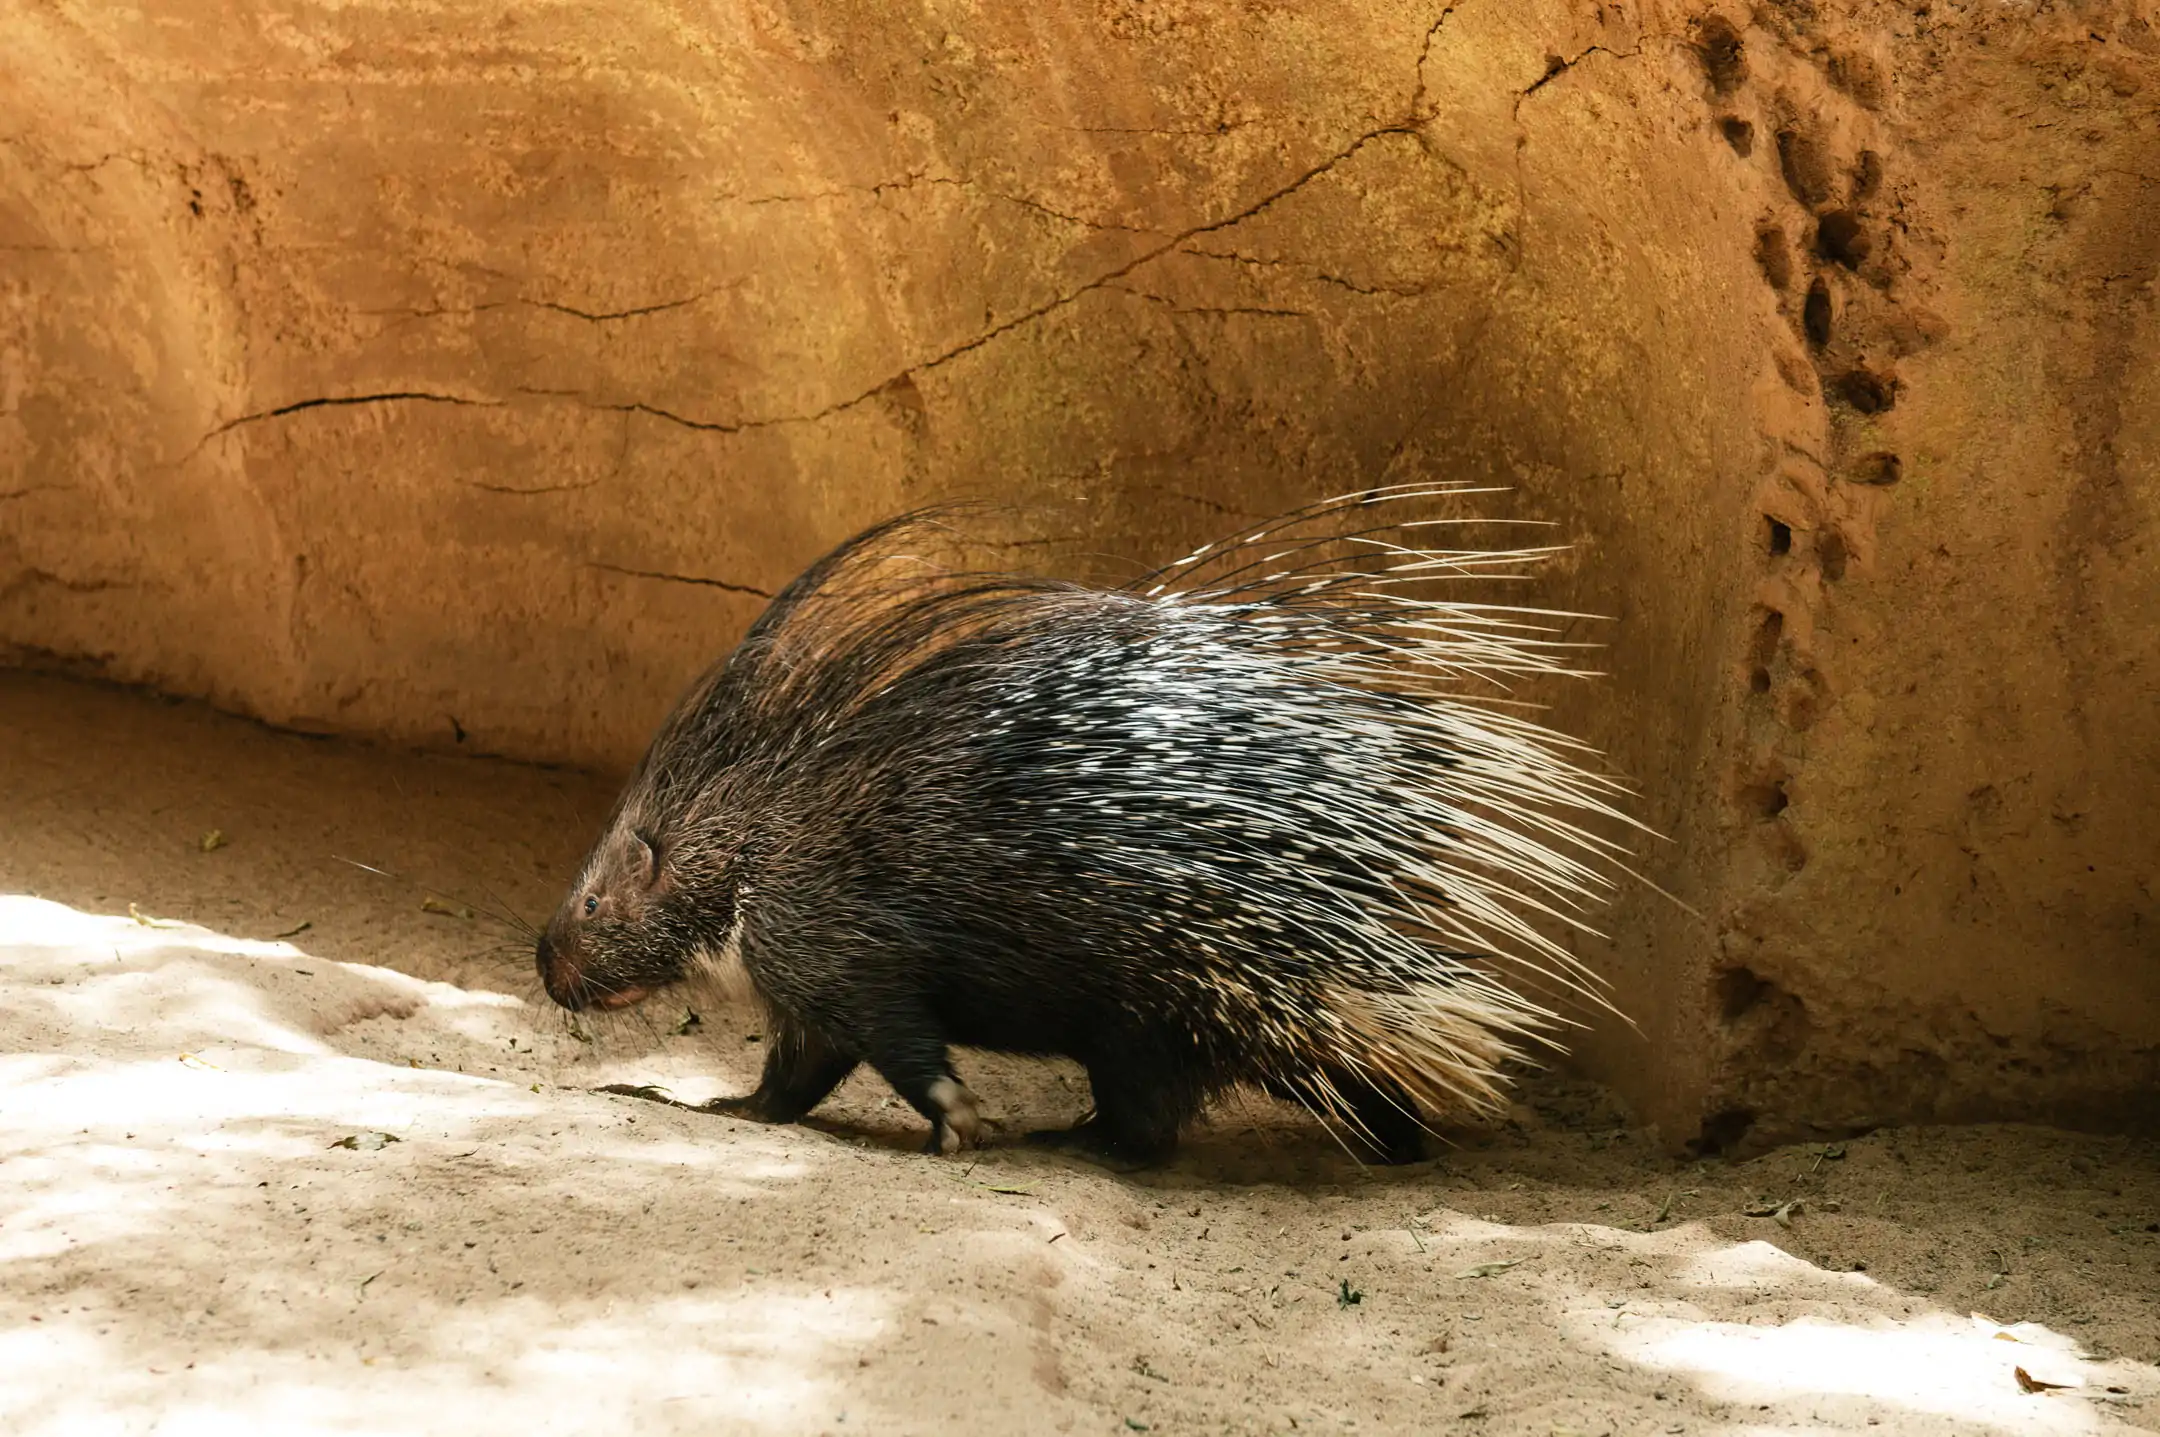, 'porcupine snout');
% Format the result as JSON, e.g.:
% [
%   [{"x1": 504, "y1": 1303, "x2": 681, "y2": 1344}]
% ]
[{"x1": 534, "y1": 930, "x2": 613, "y2": 1012}]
